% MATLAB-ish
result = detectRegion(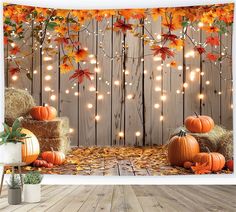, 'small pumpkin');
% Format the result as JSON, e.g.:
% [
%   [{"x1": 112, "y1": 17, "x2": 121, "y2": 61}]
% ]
[
  {"x1": 30, "y1": 103, "x2": 57, "y2": 121},
  {"x1": 33, "y1": 159, "x2": 47, "y2": 167},
  {"x1": 168, "y1": 130, "x2": 200, "y2": 167},
  {"x1": 21, "y1": 129, "x2": 40, "y2": 164},
  {"x1": 193, "y1": 148, "x2": 225, "y2": 172},
  {"x1": 184, "y1": 161, "x2": 194, "y2": 169},
  {"x1": 43, "y1": 163, "x2": 53, "y2": 168},
  {"x1": 226, "y1": 159, "x2": 233, "y2": 171},
  {"x1": 184, "y1": 112, "x2": 214, "y2": 133},
  {"x1": 41, "y1": 148, "x2": 65, "y2": 165}
]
